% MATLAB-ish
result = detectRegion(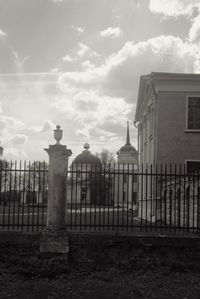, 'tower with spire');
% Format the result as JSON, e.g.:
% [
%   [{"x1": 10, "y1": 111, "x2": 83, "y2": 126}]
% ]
[
  {"x1": 117, "y1": 121, "x2": 138, "y2": 165},
  {"x1": 114, "y1": 121, "x2": 138, "y2": 209}
]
